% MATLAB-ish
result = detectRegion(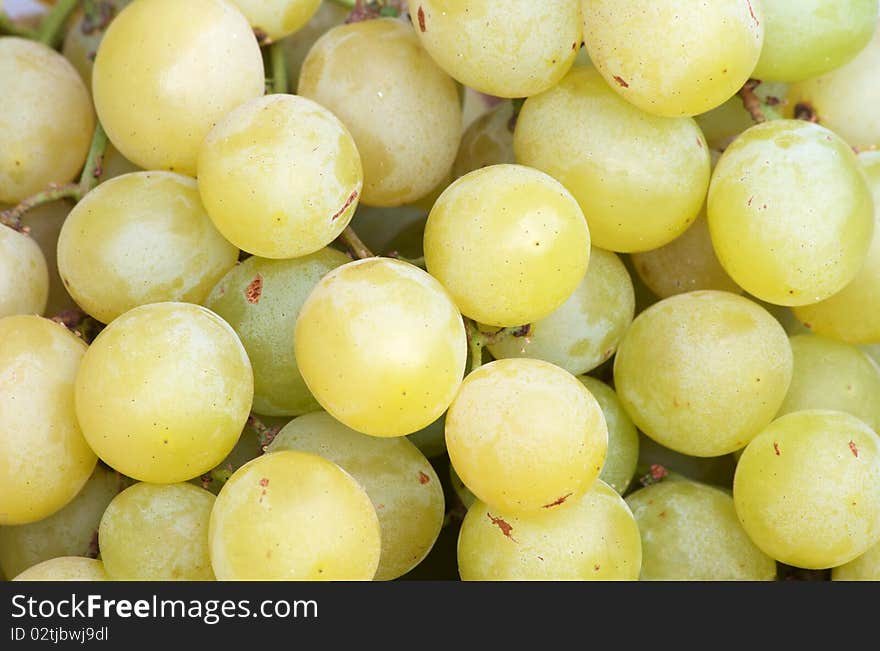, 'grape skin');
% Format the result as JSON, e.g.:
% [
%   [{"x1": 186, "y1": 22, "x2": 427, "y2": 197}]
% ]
[
  {"x1": 452, "y1": 101, "x2": 515, "y2": 179},
  {"x1": 228, "y1": 0, "x2": 321, "y2": 41},
  {"x1": 13, "y1": 557, "x2": 108, "y2": 582},
  {"x1": 833, "y1": 541, "x2": 880, "y2": 581},
  {"x1": 0, "y1": 224, "x2": 48, "y2": 318}
]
